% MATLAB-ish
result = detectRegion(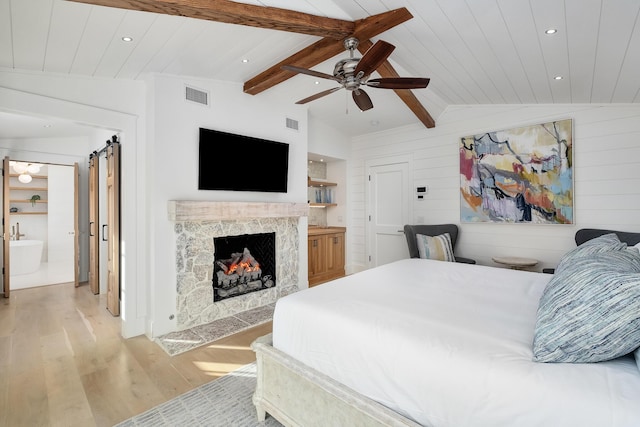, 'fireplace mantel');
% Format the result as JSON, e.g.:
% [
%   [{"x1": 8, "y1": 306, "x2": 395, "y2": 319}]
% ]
[{"x1": 168, "y1": 200, "x2": 308, "y2": 222}]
